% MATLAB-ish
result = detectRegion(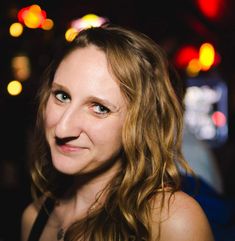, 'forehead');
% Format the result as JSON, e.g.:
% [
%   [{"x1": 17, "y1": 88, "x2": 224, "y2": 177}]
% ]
[{"x1": 55, "y1": 46, "x2": 112, "y2": 84}]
